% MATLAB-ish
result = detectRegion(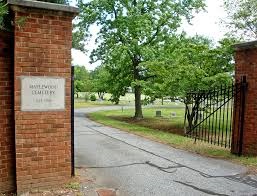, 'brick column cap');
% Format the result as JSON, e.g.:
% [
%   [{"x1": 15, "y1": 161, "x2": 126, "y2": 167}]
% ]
[
  {"x1": 234, "y1": 40, "x2": 257, "y2": 51},
  {"x1": 7, "y1": 0, "x2": 79, "y2": 15}
]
